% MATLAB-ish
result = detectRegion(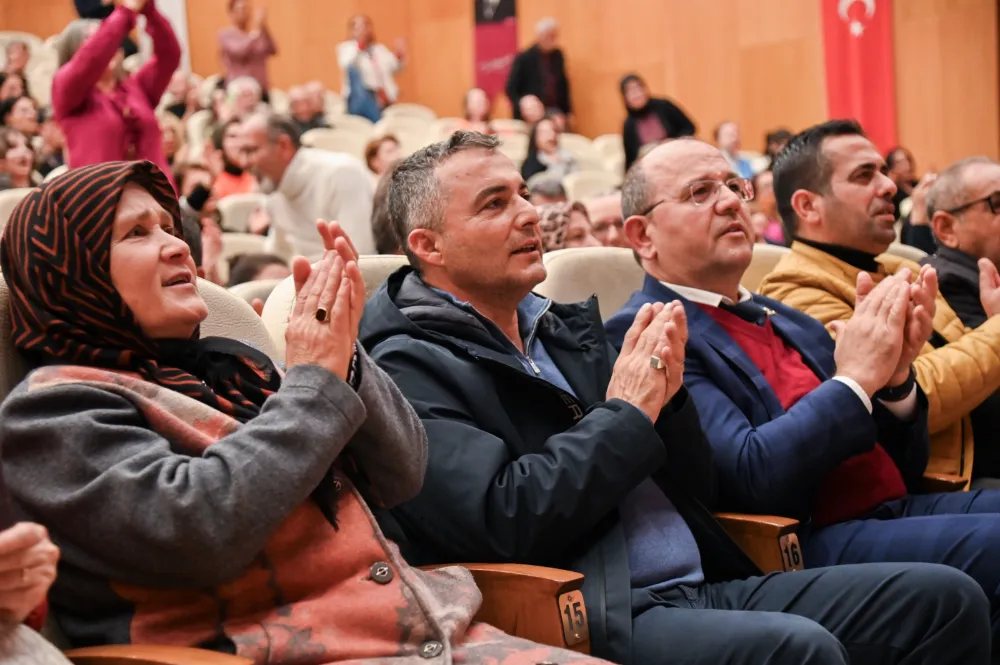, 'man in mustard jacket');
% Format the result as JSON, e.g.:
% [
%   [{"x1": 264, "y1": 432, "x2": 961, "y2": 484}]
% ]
[{"x1": 759, "y1": 120, "x2": 1000, "y2": 490}]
